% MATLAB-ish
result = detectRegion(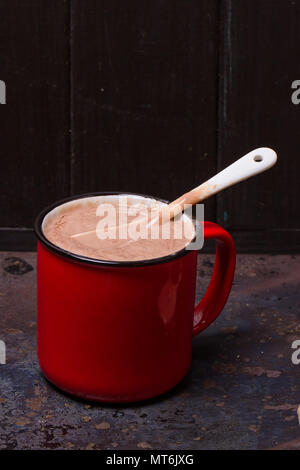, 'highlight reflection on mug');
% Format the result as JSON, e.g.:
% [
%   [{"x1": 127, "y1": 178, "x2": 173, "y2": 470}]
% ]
[{"x1": 0, "y1": 340, "x2": 6, "y2": 365}]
